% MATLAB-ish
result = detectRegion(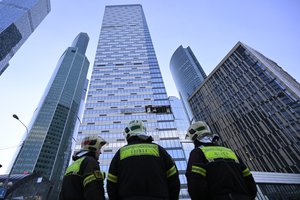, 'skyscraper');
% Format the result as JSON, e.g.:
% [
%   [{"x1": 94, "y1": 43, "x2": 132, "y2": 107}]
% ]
[
  {"x1": 0, "y1": 0, "x2": 51, "y2": 75},
  {"x1": 168, "y1": 96, "x2": 194, "y2": 165},
  {"x1": 168, "y1": 96, "x2": 190, "y2": 135},
  {"x1": 77, "y1": 5, "x2": 189, "y2": 199},
  {"x1": 170, "y1": 45, "x2": 207, "y2": 121},
  {"x1": 189, "y1": 41, "x2": 300, "y2": 173},
  {"x1": 11, "y1": 33, "x2": 90, "y2": 198}
]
